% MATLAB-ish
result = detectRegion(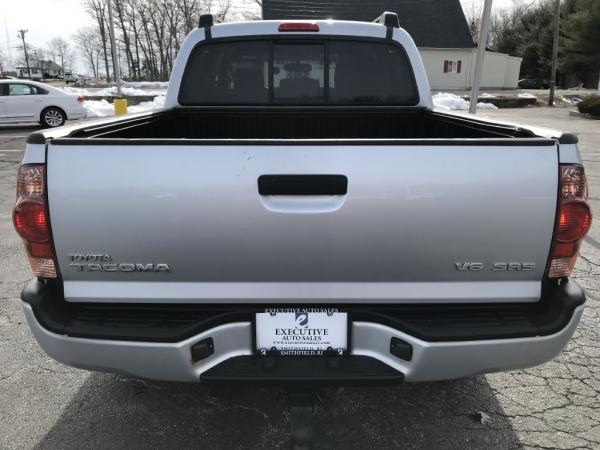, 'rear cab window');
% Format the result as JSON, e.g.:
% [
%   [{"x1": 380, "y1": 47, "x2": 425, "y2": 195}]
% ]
[{"x1": 179, "y1": 38, "x2": 419, "y2": 106}]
